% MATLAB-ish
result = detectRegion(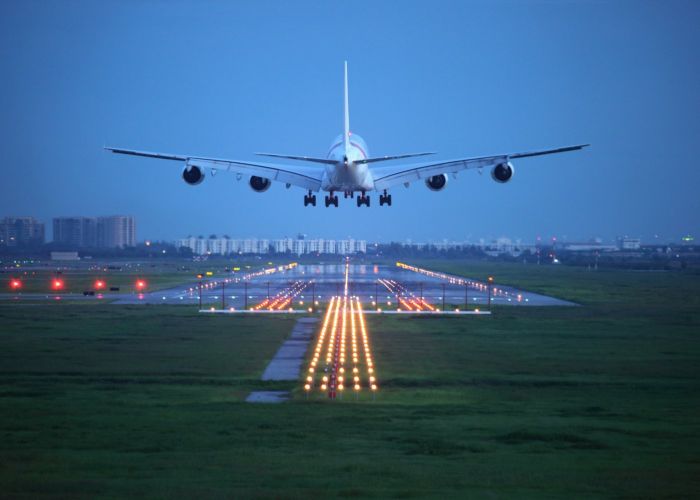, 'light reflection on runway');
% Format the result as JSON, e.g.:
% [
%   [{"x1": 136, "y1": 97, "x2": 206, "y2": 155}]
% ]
[{"x1": 108, "y1": 262, "x2": 575, "y2": 308}]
